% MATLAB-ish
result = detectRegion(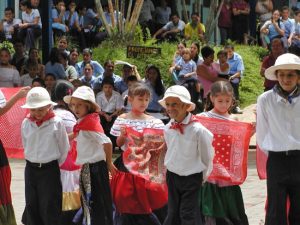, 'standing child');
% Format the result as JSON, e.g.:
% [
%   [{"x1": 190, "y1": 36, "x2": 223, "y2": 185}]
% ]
[
  {"x1": 257, "y1": 53, "x2": 300, "y2": 225},
  {"x1": 159, "y1": 85, "x2": 214, "y2": 225},
  {"x1": 63, "y1": 85, "x2": 115, "y2": 225},
  {"x1": 21, "y1": 87, "x2": 70, "y2": 225},
  {"x1": 198, "y1": 81, "x2": 249, "y2": 225},
  {"x1": 110, "y1": 82, "x2": 167, "y2": 225}
]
